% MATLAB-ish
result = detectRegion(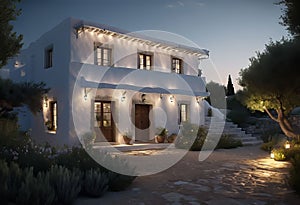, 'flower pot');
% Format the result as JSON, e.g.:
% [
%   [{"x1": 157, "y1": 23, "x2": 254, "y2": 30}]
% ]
[
  {"x1": 123, "y1": 135, "x2": 132, "y2": 145},
  {"x1": 156, "y1": 135, "x2": 166, "y2": 143},
  {"x1": 167, "y1": 134, "x2": 177, "y2": 143}
]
